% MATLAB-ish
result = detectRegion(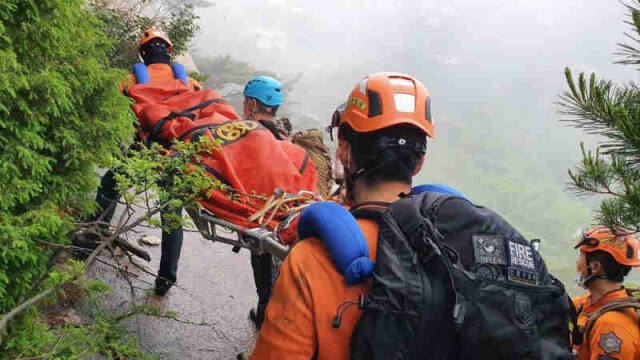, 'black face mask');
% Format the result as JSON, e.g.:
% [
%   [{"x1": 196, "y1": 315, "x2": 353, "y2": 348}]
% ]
[{"x1": 140, "y1": 39, "x2": 171, "y2": 65}]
